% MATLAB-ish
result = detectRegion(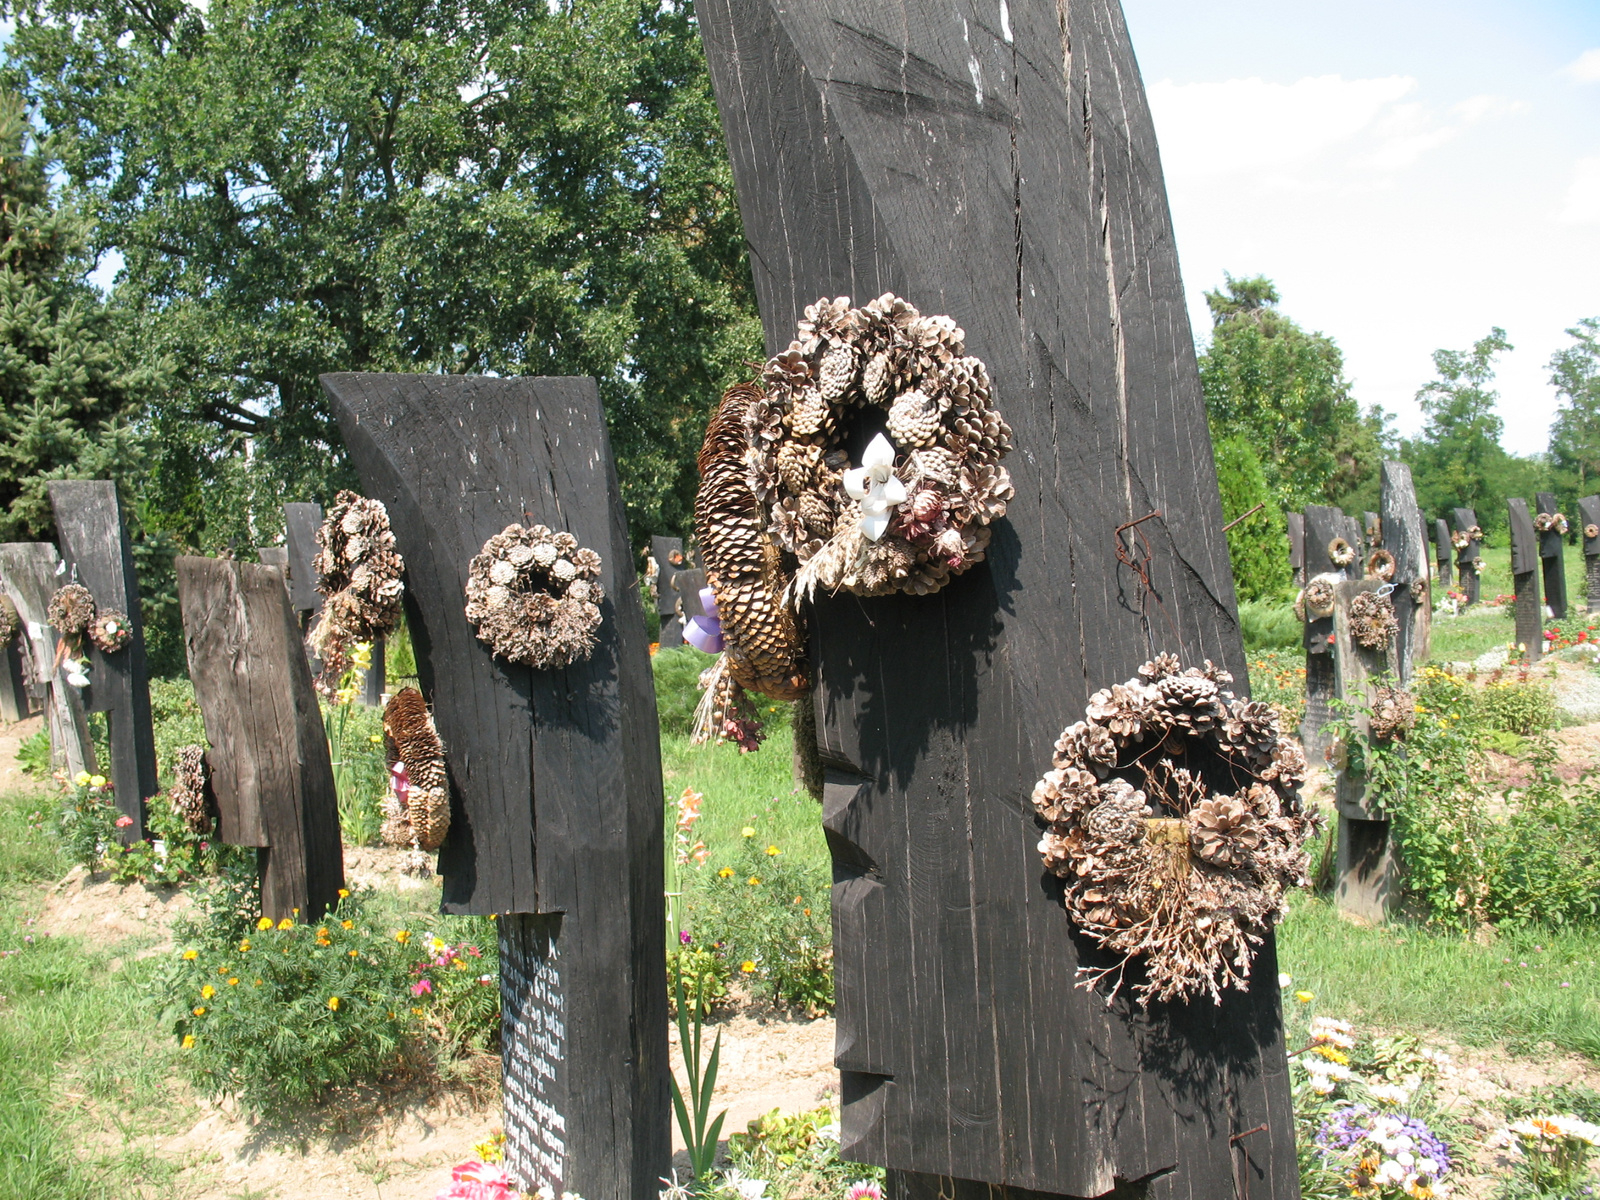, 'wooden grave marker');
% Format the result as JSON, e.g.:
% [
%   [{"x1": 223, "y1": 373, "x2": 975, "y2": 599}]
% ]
[
  {"x1": 258, "y1": 546, "x2": 290, "y2": 574},
  {"x1": 322, "y1": 372, "x2": 669, "y2": 1200},
  {"x1": 284, "y1": 502, "x2": 325, "y2": 623},
  {"x1": 48, "y1": 481, "x2": 159, "y2": 839},
  {"x1": 177, "y1": 556, "x2": 345, "y2": 918},
  {"x1": 700, "y1": 1, "x2": 1298, "y2": 1194},
  {"x1": 1508, "y1": 499, "x2": 1541, "y2": 663},
  {"x1": 1581, "y1": 495, "x2": 1600, "y2": 612},
  {"x1": 0, "y1": 616, "x2": 32, "y2": 721},
  {"x1": 1301, "y1": 505, "x2": 1362, "y2": 764},
  {"x1": 0, "y1": 543, "x2": 96, "y2": 775},
  {"x1": 1536, "y1": 491, "x2": 1568, "y2": 621},
  {"x1": 1433, "y1": 518, "x2": 1452, "y2": 590},
  {"x1": 1287, "y1": 511, "x2": 1305, "y2": 587},
  {"x1": 1364, "y1": 510, "x2": 1382, "y2": 547},
  {"x1": 1381, "y1": 462, "x2": 1431, "y2": 683},
  {"x1": 650, "y1": 535, "x2": 687, "y2": 647},
  {"x1": 1452, "y1": 507, "x2": 1482, "y2": 608}
]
